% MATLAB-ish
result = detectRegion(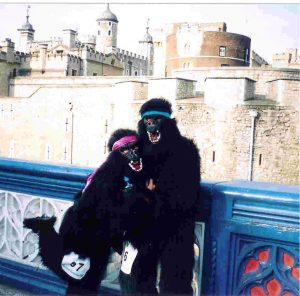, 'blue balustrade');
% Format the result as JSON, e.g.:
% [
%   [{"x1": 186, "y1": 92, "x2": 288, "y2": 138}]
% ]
[
  {"x1": 0, "y1": 157, "x2": 298, "y2": 296},
  {"x1": 202, "y1": 181, "x2": 299, "y2": 296}
]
